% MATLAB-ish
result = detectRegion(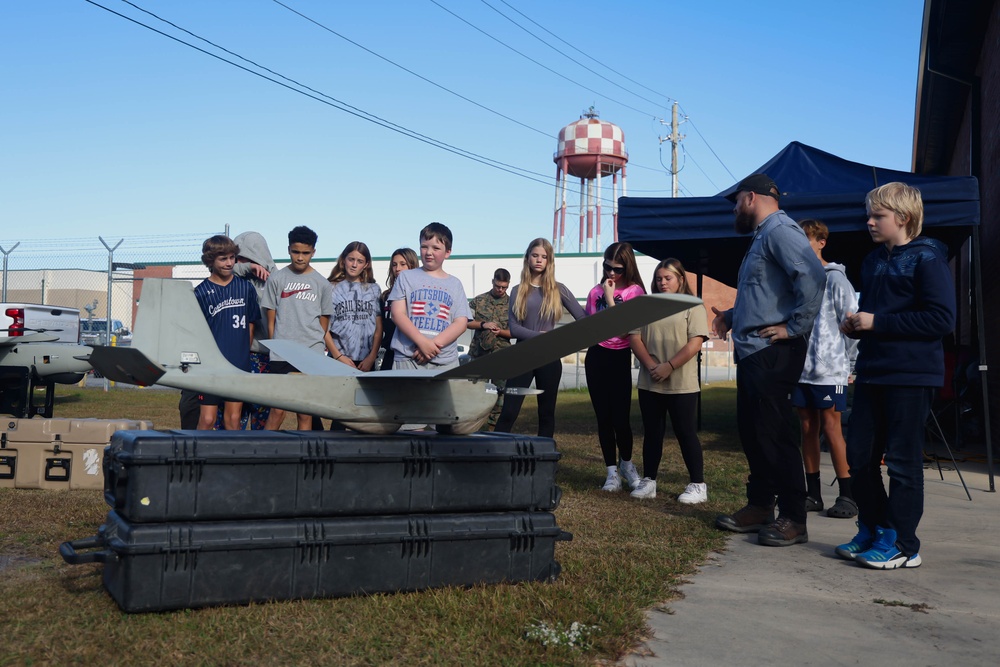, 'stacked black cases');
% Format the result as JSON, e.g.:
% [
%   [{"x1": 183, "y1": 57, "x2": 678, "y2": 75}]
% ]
[
  {"x1": 60, "y1": 430, "x2": 571, "y2": 612},
  {"x1": 101, "y1": 430, "x2": 562, "y2": 521}
]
